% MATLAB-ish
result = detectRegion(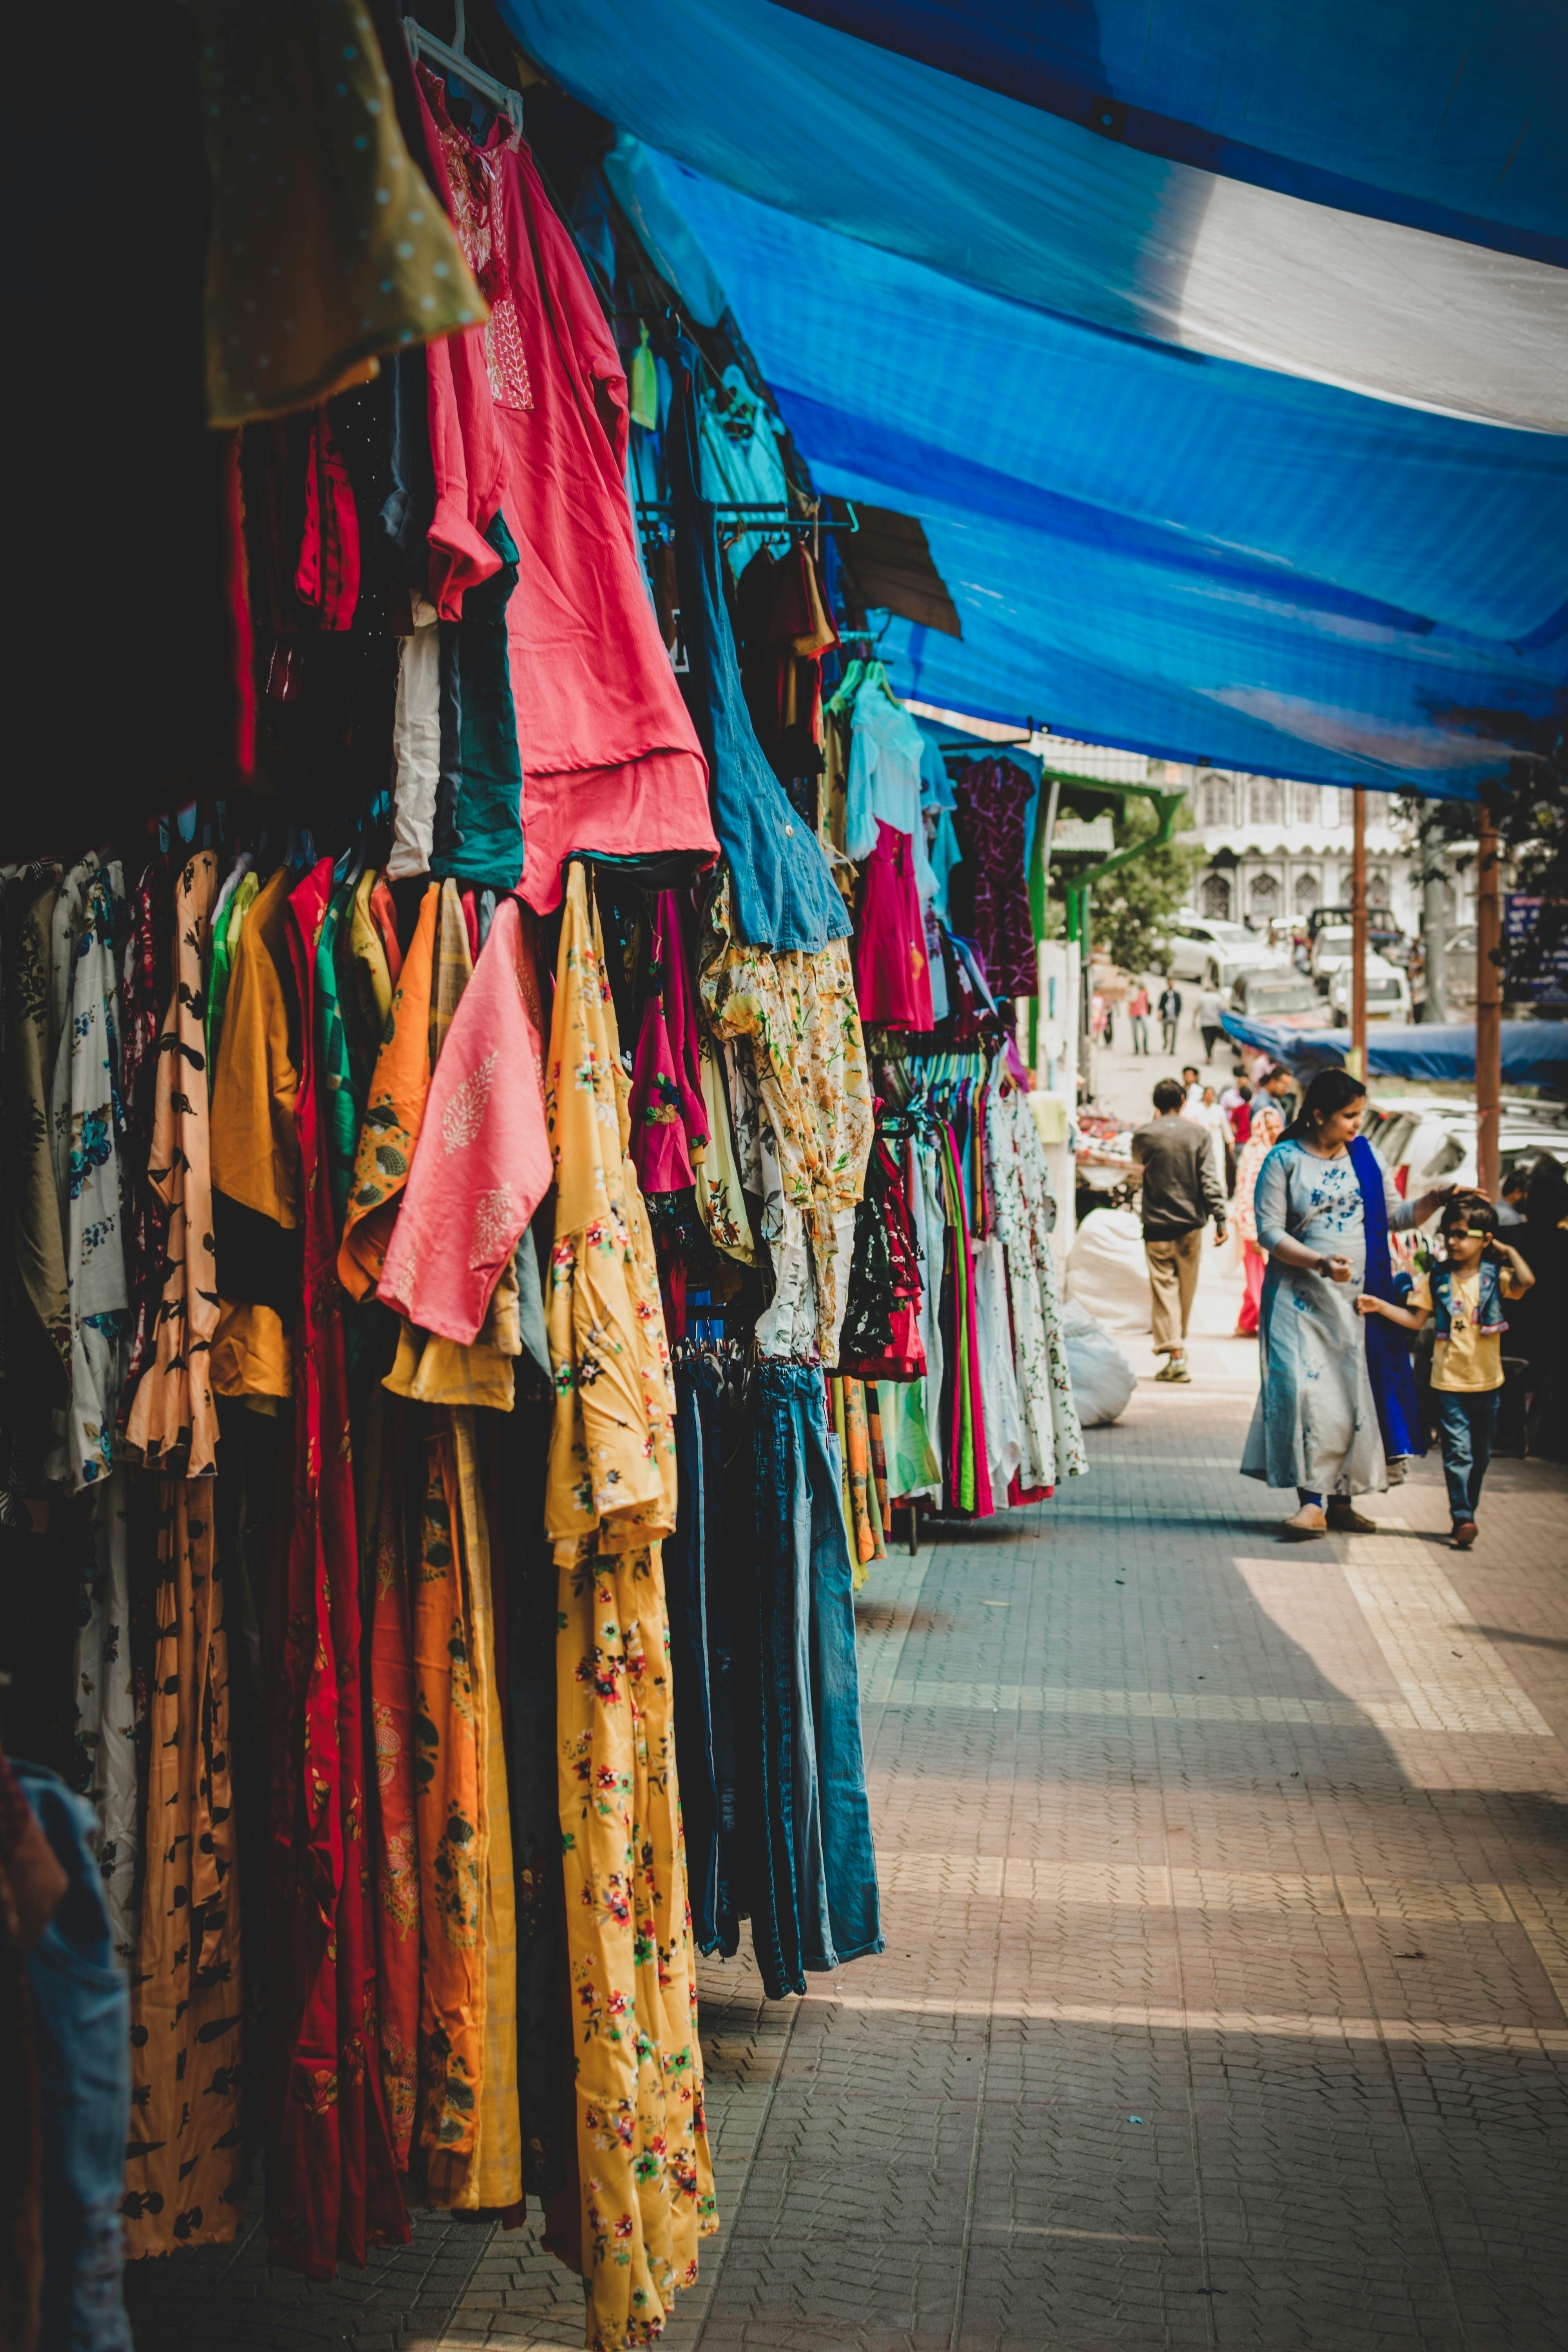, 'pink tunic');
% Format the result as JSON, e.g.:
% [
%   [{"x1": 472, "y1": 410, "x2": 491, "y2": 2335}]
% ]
[
  {"x1": 376, "y1": 898, "x2": 552, "y2": 1345},
  {"x1": 416, "y1": 74, "x2": 718, "y2": 913}
]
